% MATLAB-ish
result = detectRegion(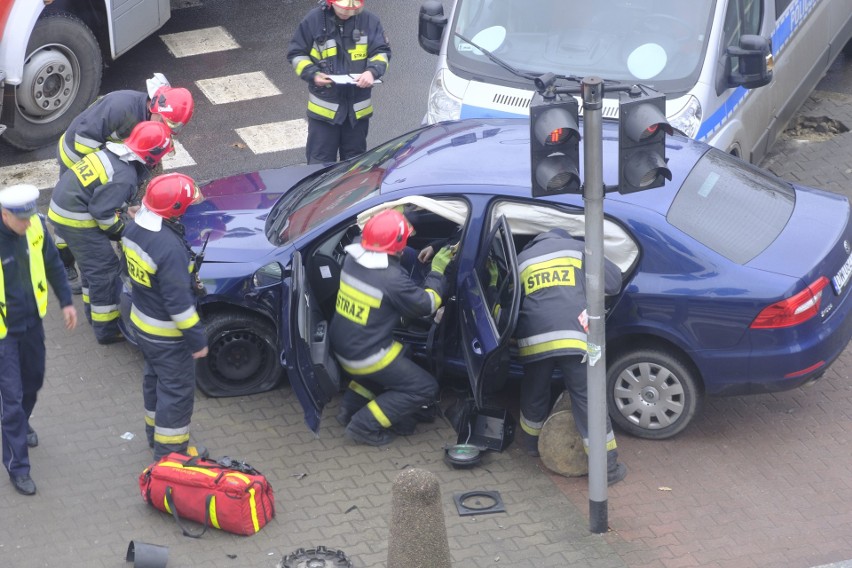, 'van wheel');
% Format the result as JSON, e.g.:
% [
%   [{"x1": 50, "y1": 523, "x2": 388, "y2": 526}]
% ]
[
  {"x1": 2, "y1": 13, "x2": 102, "y2": 150},
  {"x1": 197, "y1": 311, "x2": 285, "y2": 397},
  {"x1": 606, "y1": 349, "x2": 702, "y2": 440}
]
